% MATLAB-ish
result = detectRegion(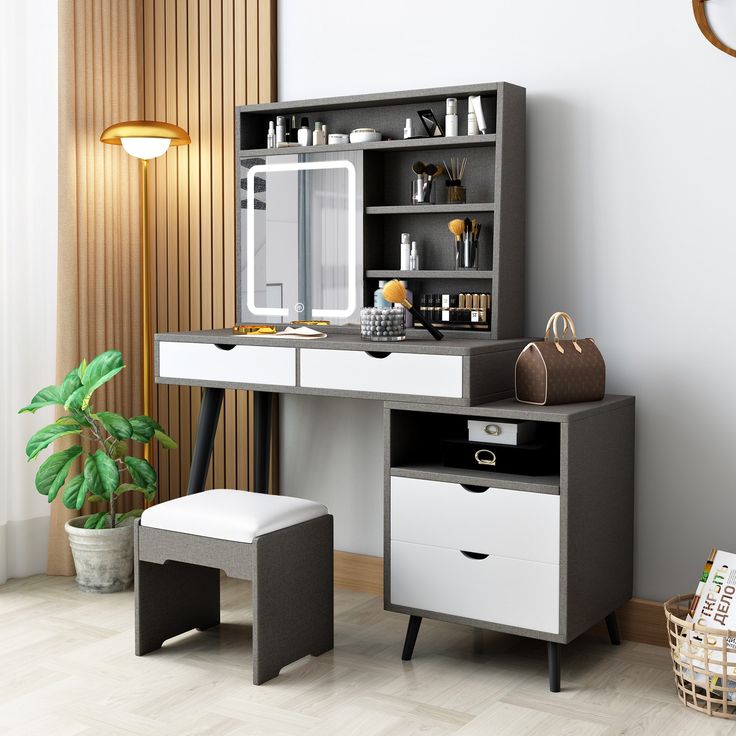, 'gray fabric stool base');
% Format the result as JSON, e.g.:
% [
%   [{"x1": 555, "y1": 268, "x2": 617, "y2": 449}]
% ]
[{"x1": 133, "y1": 515, "x2": 334, "y2": 685}]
